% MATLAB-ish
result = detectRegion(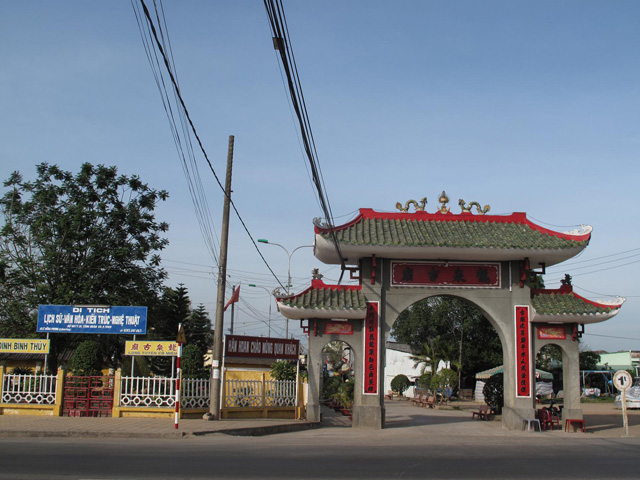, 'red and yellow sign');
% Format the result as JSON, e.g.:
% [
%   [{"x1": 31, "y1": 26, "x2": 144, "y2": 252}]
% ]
[
  {"x1": 0, "y1": 338, "x2": 50, "y2": 354},
  {"x1": 391, "y1": 261, "x2": 500, "y2": 288},
  {"x1": 325, "y1": 322, "x2": 354, "y2": 335},
  {"x1": 363, "y1": 302, "x2": 379, "y2": 395},
  {"x1": 125, "y1": 341, "x2": 179, "y2": 356},
  {"x1": 537, "y1": 325, "x2": 566, "y2": 340},
  {"x1": 515, "y1": 306, "x2": 531, "y2": 398}
]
